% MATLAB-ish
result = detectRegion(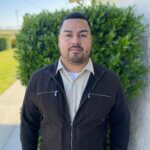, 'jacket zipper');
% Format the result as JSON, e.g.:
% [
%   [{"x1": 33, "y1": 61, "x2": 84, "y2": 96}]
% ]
[
  {"x1": 75, "y1": 70, "x2": 105, "y2": 118},
  {"x1": 52, "y1": 70, "x2": 104, "y2": 150},
  {"x1": 36, "y1": 90, "x2": 58, "y2": 96},
  {"x1": 70, "y1": 70, "x2": 105, "y2": 150},
  {"x1": 71, "y1": 121, "x2": 73, "y2": 150},
  {"x1": 89, "y1": 93, "x2": 112, "y2": 99},
  {"x1": 52, "y1": 77, "x2": 73, "y2": 150}
]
